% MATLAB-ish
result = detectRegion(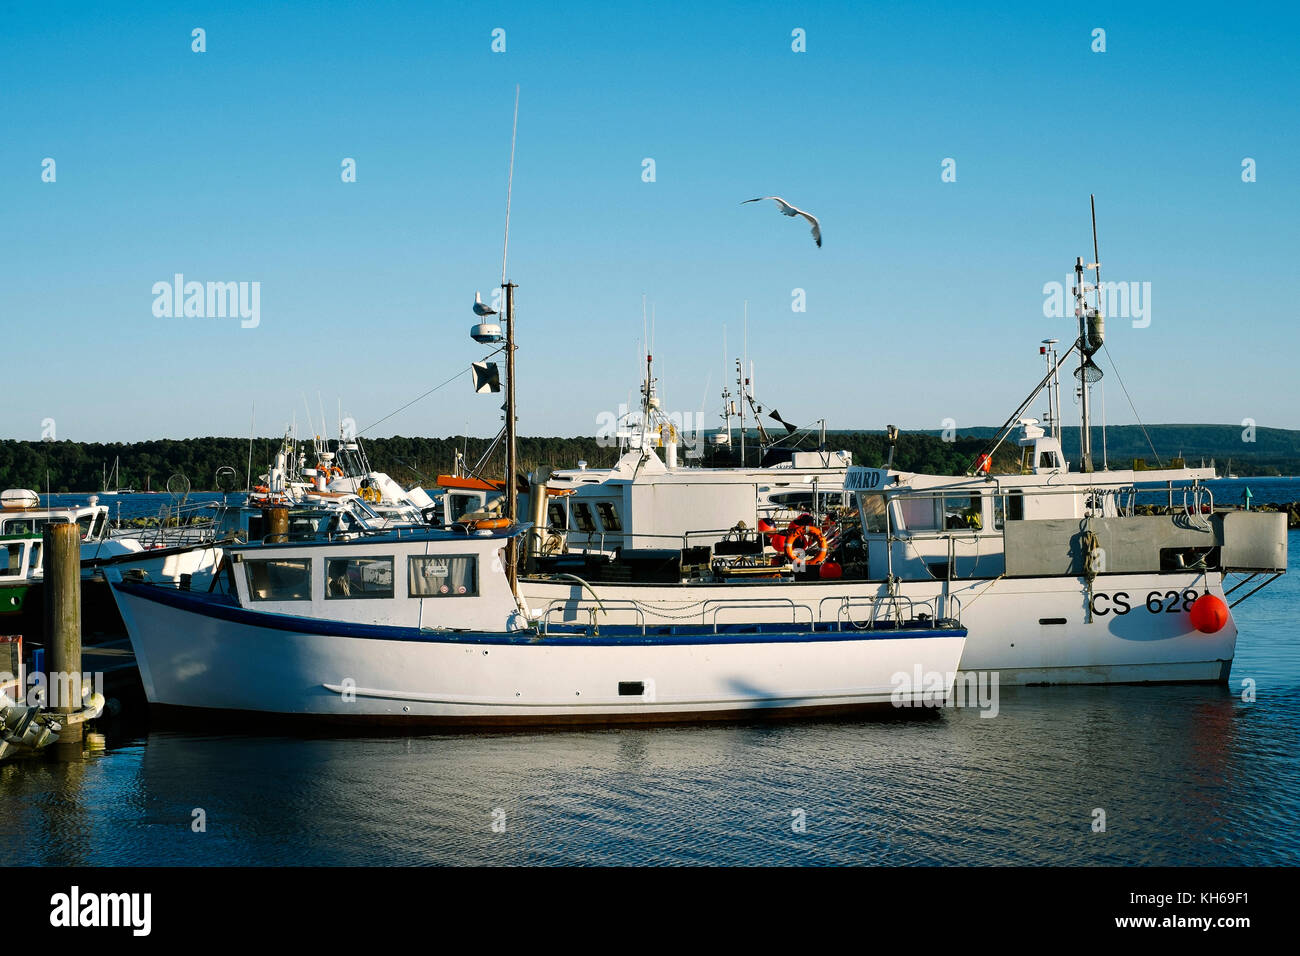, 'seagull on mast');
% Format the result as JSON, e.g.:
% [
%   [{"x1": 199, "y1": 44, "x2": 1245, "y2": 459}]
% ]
[
  {"x1": 473, "y1": 291, "x2": 498, "y2": 316},
  {"x1": 741, "y1": 196, "x2": 822, "y2": 248}
]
